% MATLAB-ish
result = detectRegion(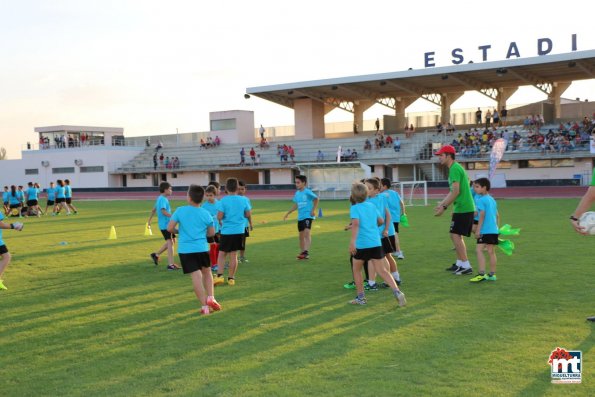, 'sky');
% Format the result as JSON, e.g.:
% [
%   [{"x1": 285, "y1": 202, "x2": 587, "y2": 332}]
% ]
[{"x1": 1, "y1": 0, "x2": 594, "y2": 159}]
